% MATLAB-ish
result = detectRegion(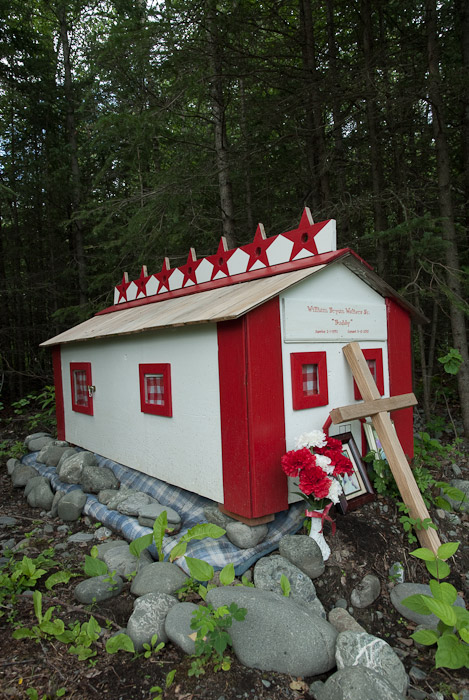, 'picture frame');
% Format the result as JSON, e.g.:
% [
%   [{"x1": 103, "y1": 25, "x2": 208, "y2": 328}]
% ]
[
  {"x1": 335, "y1": 432, "x2": 375, "y2": 513},
  {"x1": 363, "y1": 420, "x2": 394, "y2": 461}
]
